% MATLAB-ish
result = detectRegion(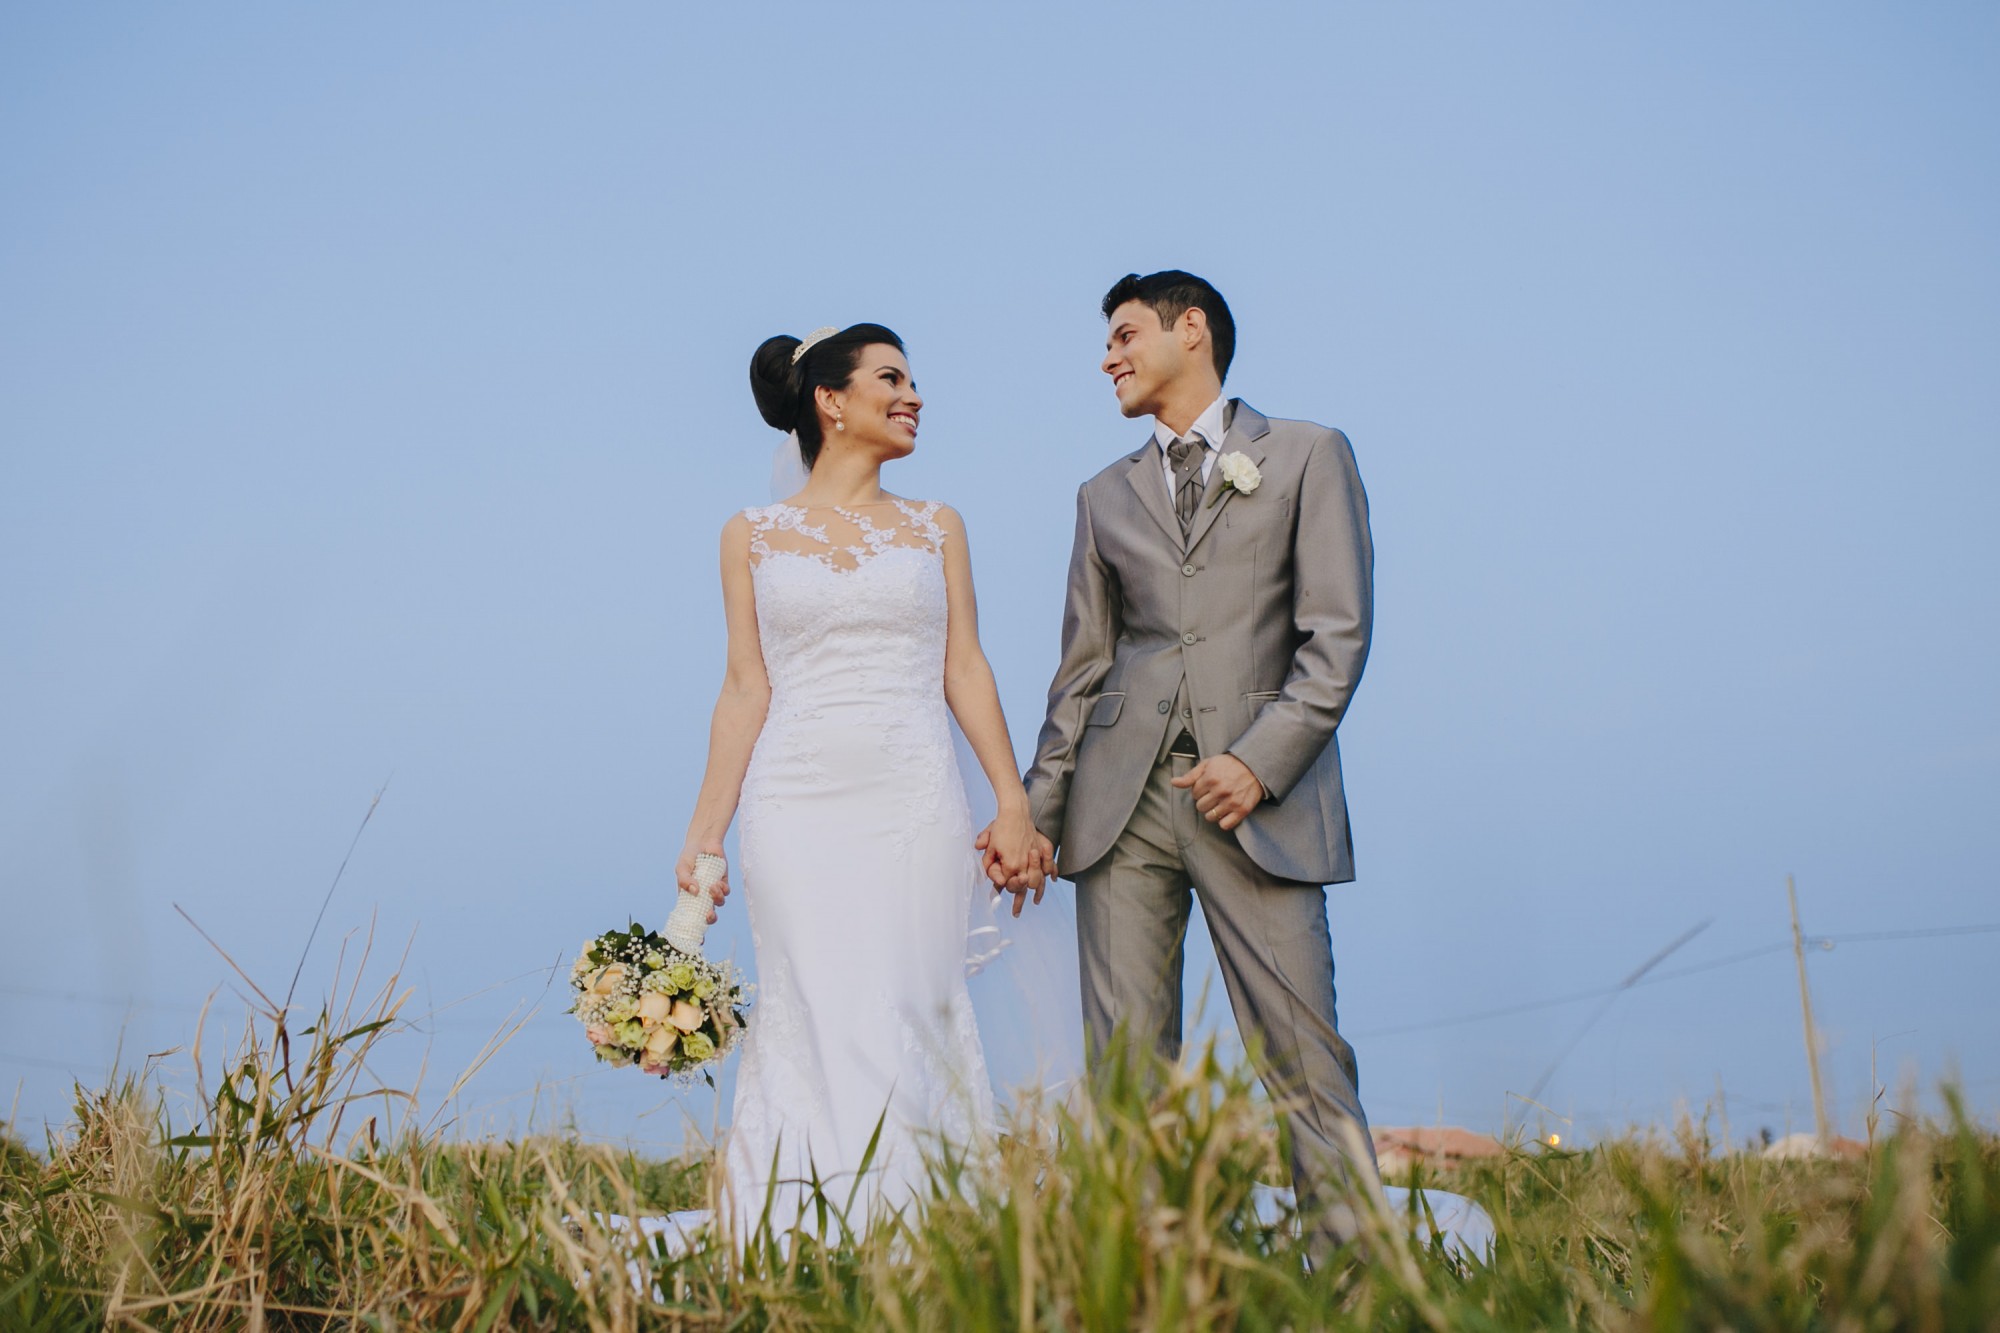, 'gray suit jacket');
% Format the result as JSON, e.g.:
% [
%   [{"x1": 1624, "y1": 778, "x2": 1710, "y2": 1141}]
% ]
[{"x1": 1023, "y1": 400, "x2": 1374, "y2": 884}]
